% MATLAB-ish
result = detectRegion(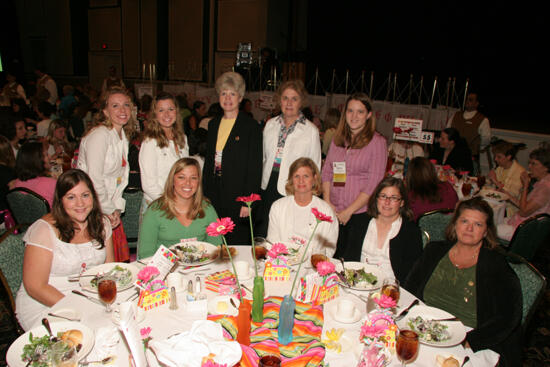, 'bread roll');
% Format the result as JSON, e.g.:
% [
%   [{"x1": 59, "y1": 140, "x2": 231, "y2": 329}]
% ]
[{"x1": 61, "y1": 329, "x2": 83, "y2": 347}]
